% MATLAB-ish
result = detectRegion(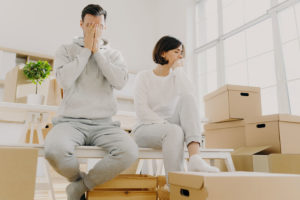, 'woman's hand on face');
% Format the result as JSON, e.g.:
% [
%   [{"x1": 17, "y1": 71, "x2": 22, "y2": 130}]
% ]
[{"x1": 171, "y1": 59, "x2": 184, "y2": 70}]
